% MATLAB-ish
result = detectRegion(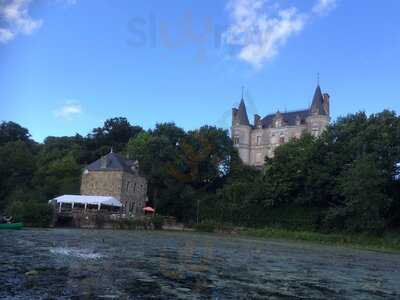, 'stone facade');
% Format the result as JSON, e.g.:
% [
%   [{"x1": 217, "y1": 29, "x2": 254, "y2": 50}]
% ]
[
  {"x1": 80, "y1": 152, "x2": 148, "y2": 216},
  {"x1": 232, "y1": 85, "x2": 330, "y2": 167}
]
